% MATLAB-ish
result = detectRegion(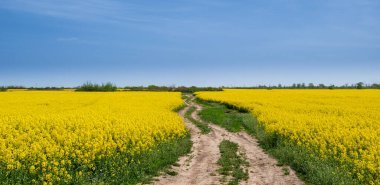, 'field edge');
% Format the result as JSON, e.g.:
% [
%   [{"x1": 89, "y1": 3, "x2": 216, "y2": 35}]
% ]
[{"x1": 196, "y1": 98, "x2": 358, "y2": 185}]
